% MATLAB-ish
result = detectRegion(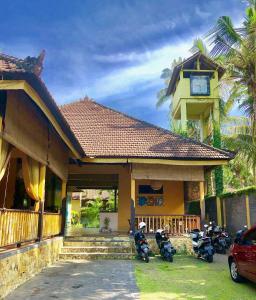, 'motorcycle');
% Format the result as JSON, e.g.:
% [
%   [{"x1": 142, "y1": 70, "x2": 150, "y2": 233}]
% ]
[
  {"x1": 207, "y1": 222, "x2": 232, "y2": 253},
  {"x1": 207, "y1": 222, "x2": 227, "y2": 254},
  {"x1": 134, "y1": 222, "x2": 150, "y2": 263},
  {"x1": 221, "y1": 228, "x2": 232, "y2": 249},
  {"x1": 155, "y1": 230, "x2": 176, "y2": 262},
  {"x1": 136, "y1": 239, "x2": 150, "y2": 263},
  {"x1": 190, "y1": 227, "x2": 215, "y2": 263}
]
